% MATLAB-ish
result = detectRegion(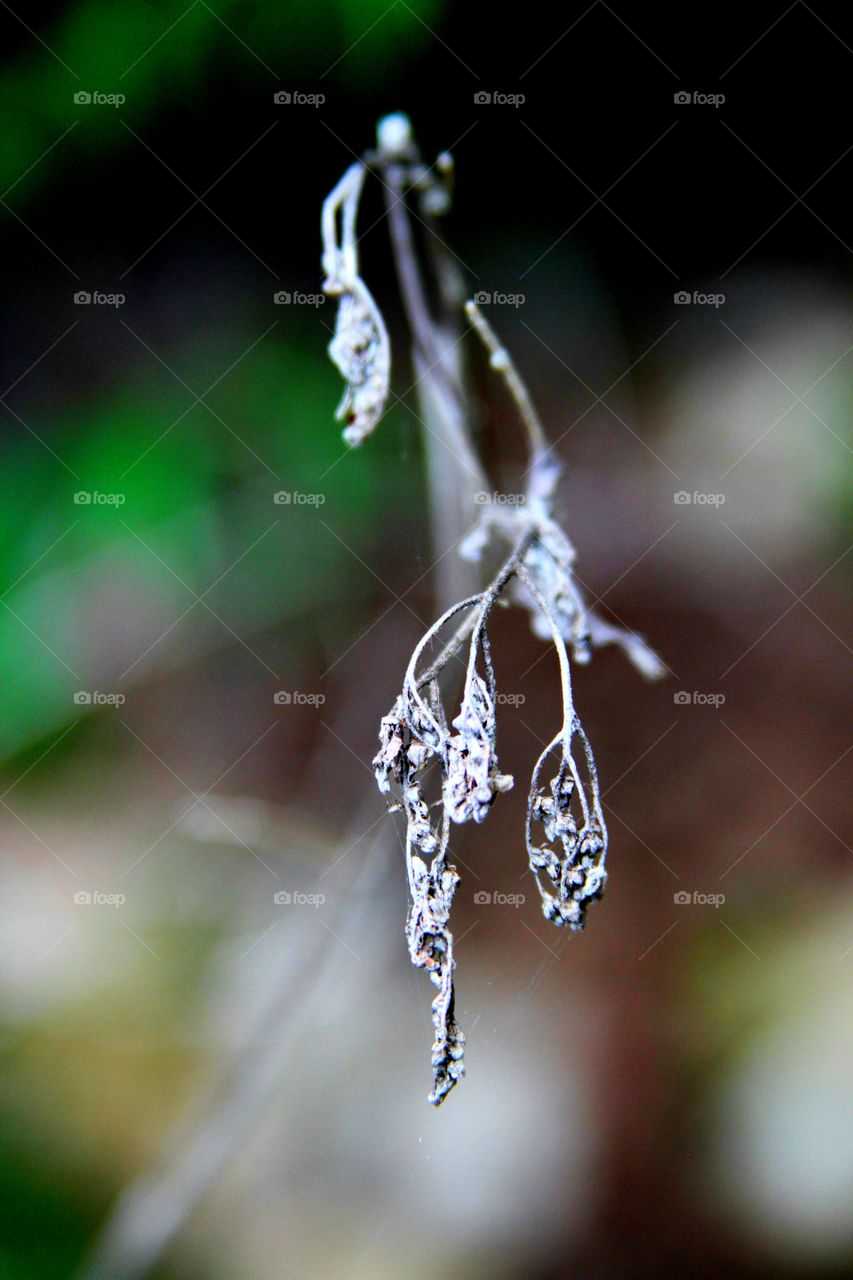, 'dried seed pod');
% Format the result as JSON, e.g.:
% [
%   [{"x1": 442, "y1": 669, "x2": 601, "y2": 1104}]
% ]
[
  {"x1": 322, "y1": 162, "x2": 391, "y2": 447},
  {"x1": 327, "y1": 279, "x2": 391, "y2": 446},
  {"x1": 374, "y1": 696, "x2": 407, "y2": 793},
  {"x1": 443, "y1": 668, "x2": 513, "y2": 824},
  {"x1": 526, "y1": 720, "x2": 607, "y2": 931},
  {"x1": 406, "y1": 853, "x2": 465, "y2": 1105}
]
